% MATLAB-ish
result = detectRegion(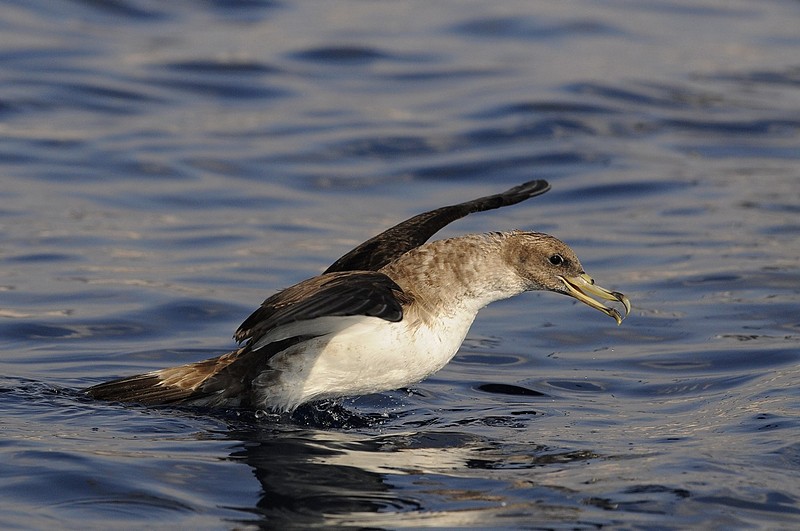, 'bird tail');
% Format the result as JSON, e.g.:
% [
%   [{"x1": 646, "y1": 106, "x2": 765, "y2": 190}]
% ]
[{"x1": 85, "y1": 348, "x2": 244, "y2": 406}]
